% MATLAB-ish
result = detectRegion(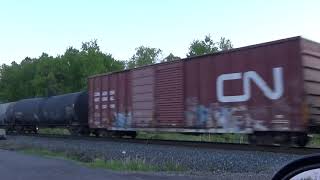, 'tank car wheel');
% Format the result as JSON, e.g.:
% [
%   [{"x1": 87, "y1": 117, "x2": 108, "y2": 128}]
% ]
[
  {"x1": 69, "y1": 127, "x2": 81, "y2": 136},
  {"x1": 33, "y1": 126, "x2": 39, "y2": 134},
  {"x1": 17, "y1": 127, "x2": 25, "y2": 134},
  {"x1": 6, "y1": 126, "x2": 16, "y2": 134},
  {"x1": 5, "y1": 128, "x2": 12, "y2": 134}
]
